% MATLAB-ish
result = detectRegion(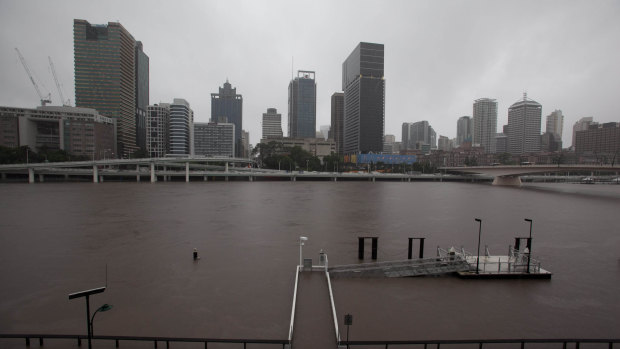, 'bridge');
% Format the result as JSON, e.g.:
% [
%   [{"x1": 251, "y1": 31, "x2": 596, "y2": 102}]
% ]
[
  {"x1": 0, "y1": 157, "x2": 470, "y2": 184},
  {"x1": 440, "y1": 164, "x2": 620, "y2": 186}
]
